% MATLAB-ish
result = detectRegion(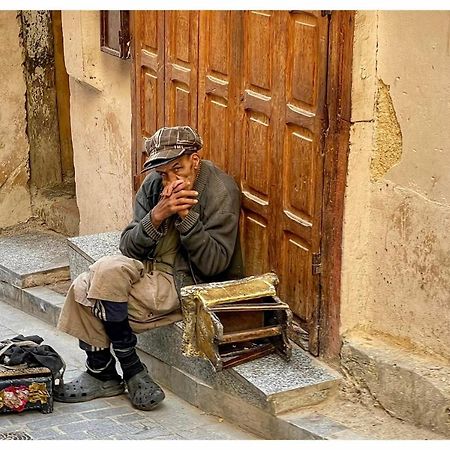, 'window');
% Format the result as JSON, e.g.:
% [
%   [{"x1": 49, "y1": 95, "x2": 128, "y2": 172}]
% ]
[{"x1": 100, "y1": 11, "x2": 130, "y2": 59}]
